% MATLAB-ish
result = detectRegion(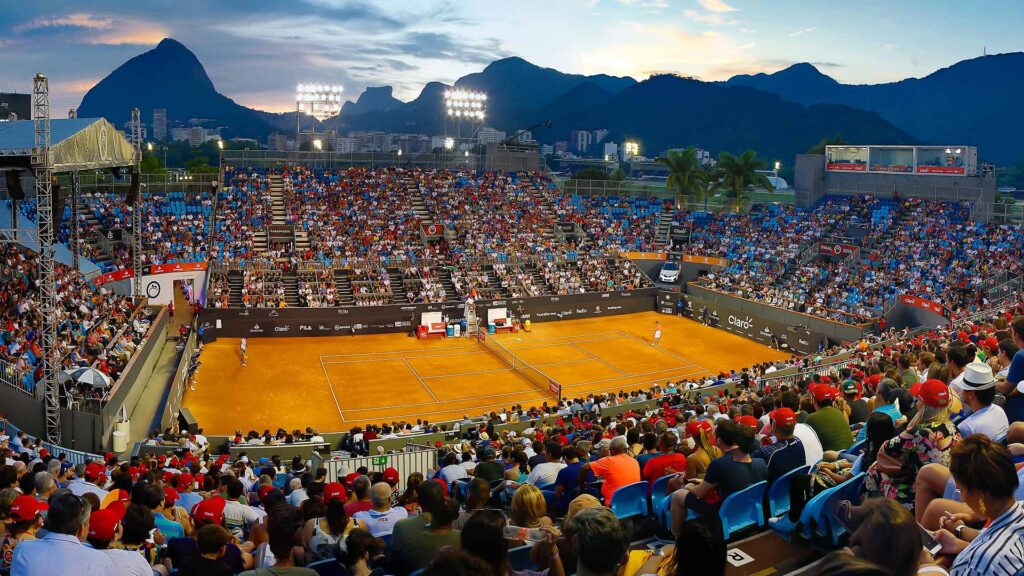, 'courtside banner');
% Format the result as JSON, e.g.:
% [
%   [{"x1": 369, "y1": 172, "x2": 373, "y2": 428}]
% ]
[
  {"x1": 93, "y1": 268, "x2": 134, "y2": 286},
  {"x1": 200, "y1": 289, "x2": 659, "y2": 339},
  {"x1": 818, "y1": 243, "x2": 859, "y2": 256},
  {"x1": 681, "y1": 254, "x2": 728, "y2": 267},
  {"x1": 682, "y1": 294, "x2": 829, "y2": 355},
  {"x1": 149, "y1": 262, "x2": 208, "y2": 274},
  {"x1": 899, "y1": 295, "x2": 946, "y2": 317}
]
